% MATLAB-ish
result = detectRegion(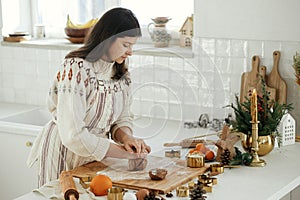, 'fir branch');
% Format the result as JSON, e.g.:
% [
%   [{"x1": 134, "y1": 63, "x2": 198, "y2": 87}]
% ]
[
  {"x1": 293, "y1": 52, "x2": 300, "y2": 85},
  {"x1": 227, "y1": 77, "x2": 293, "y2": 136}
]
